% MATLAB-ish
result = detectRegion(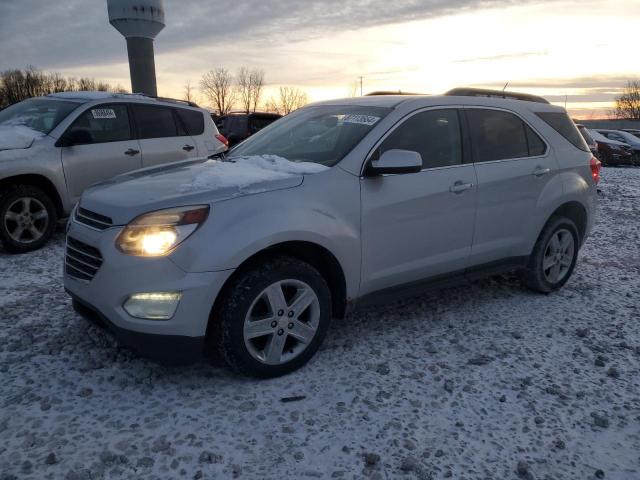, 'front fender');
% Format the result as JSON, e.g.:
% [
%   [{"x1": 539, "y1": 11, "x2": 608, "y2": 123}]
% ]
[{"x1": 169, "y1": 167, "x2": 362, "y2": 300}]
